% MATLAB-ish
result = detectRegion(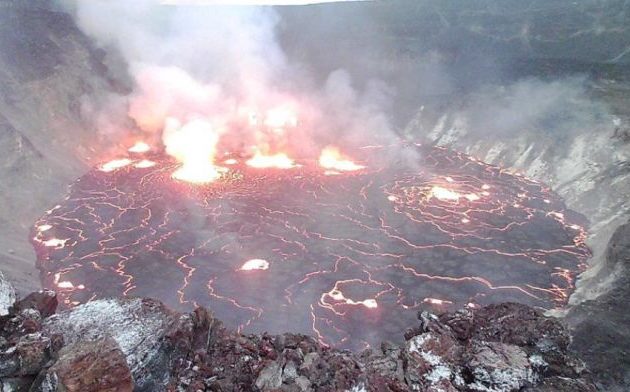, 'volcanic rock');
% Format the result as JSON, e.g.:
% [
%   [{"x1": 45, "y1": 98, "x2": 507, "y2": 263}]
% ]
[
  {"x1": 42, "y1": 297, "x2": 179, "y2": 390},
  {"x1": 449, "y1": 303, "x2": 570, "y2": 349},
  {"x1": 0, "y1": 292, "x2": 596, "y2": 391},
  {"x1": 464, "y1": 341, "x2": 533, "y2": 391},
  {"x1": 0, "y1": 327, "x2": 62, "y2": 390},
  {"x1": 523, "y1": 376, "x2": 598, "y2": 392},
  {"x1": 1, "y1": 376, "x2": 37, "y2": 392},
  {"x1": 0, "y1": 289, "x2": 63, "y2": 387},
  {"x1": 403, "y1": 332, "x2": 462, "y2": 390},
  {"x1": 13, "y1": 333, "x2": 58, "y2": 376},
  {"x1": 11, "y1": 290, "x2": 58, "y2": 318},
  {"x1": 361, "y1": 341, "x2": 406, "y2": 390},
  {"x1": 255, "y1": 361, "x2": 283, "y2": 390},
  {"x1": 33, "y1": 336, "x2": 133, "y2": 392},
  {"x1": 0, "y1": 272, "x2": 16, "y2": 317}
]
